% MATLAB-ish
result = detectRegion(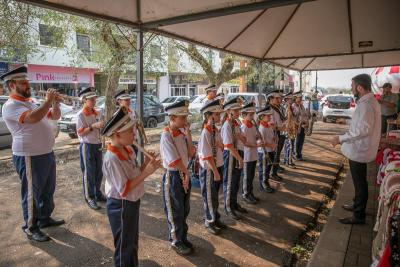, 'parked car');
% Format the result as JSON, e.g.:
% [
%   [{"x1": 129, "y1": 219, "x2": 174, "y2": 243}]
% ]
[
  {"x1": 0, "y1": 96, "x2": 12, "y2": 148},
  {"x1": 189, "y1": 94, "x2": 206, "y2": 114},
  {"x1": 322, "y1": 94, "x2": 356, "y2": 122},
  {"x1": 58, "y1": 95, "x2": 165, "y2": 139},
  {"x1": 226, "y1": 92, "x2": 267, "y2": 109},
  {"x1": 161, "y1": 96, "x2": 190, "y2": 108}
]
